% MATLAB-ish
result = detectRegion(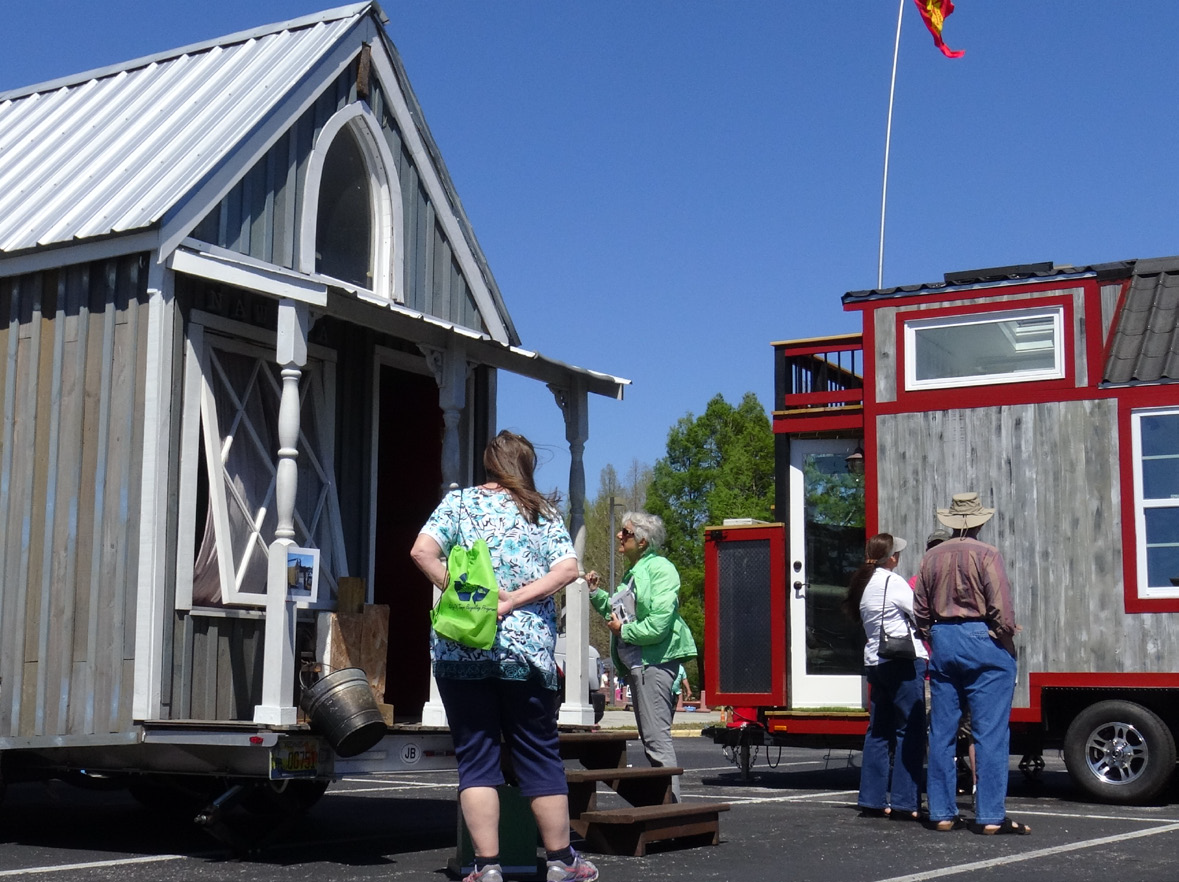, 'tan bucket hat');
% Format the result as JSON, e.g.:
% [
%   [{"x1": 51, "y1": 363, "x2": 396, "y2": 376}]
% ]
[{"x1": 936, "y1": 492, "x2": 995, "y2": 529}]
